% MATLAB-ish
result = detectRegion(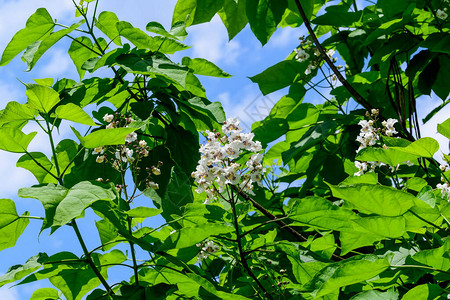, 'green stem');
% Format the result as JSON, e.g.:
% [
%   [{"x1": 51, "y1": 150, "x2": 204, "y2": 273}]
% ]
[
  {"x1": 391, "y1": 264, "x2": 450, "y2": 275},
  {"x1": 72, "y1": 219, "x2": 113, "y2": 293},
  {"x1": 128, "y1": 218, "x2": 140, "y2": 286},
  {"x1": 24, "y1": 150, "x2": 59, "y2": 181},
  {"x1": 409, "y1": 210, "x2": 443, "y2": 230},
  {"x1": 21, "y1": 215, "x2": 44, "y2": 220},
  {"x1": 45, "y1": 118, "x2": 61, "y2": 181},
  {"x1": 230, "y1": 191, "x2": 272, "y2": 300}
]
